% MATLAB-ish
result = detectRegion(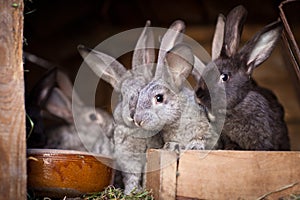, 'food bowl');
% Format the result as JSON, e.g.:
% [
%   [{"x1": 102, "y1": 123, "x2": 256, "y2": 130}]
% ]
[{"x1": 27, "y1": 149, "x2": 115, "y2": 198}]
